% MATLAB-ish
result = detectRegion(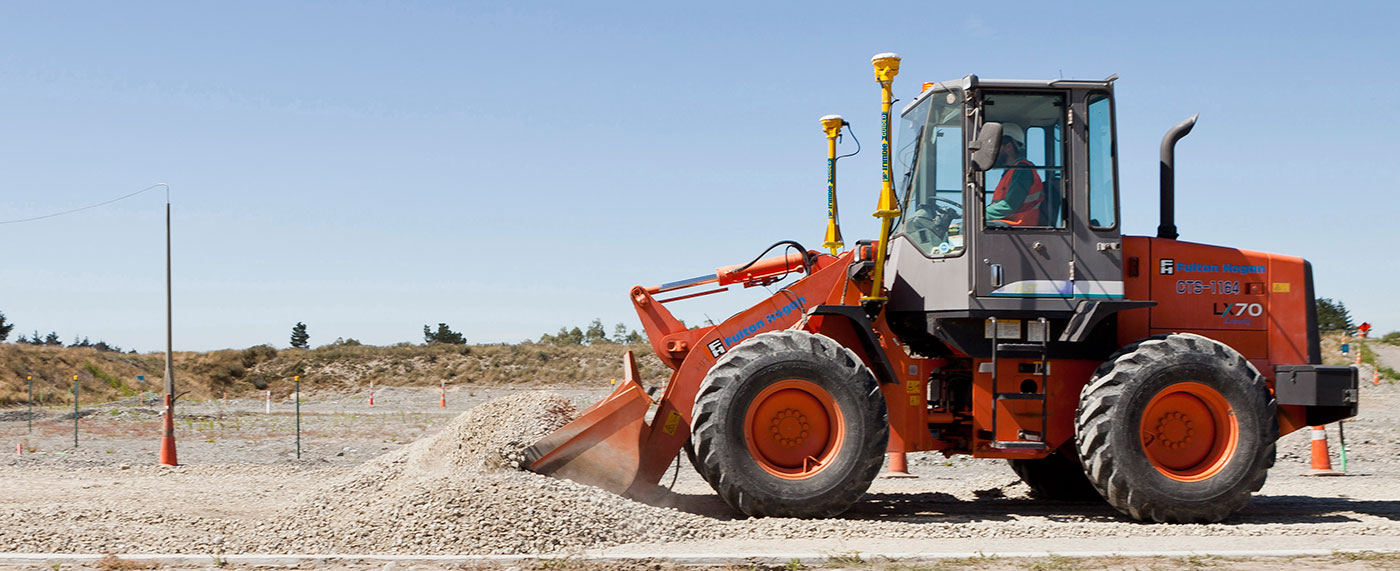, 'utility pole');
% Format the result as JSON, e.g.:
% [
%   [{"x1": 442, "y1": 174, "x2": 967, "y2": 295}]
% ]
[{"x1": 159, "y1": 184, "x2": 178, "y2": 466}]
